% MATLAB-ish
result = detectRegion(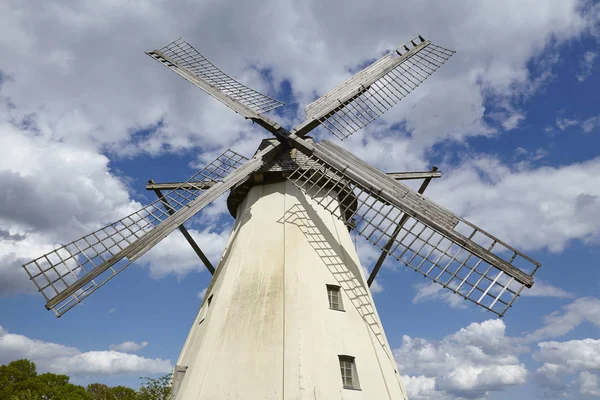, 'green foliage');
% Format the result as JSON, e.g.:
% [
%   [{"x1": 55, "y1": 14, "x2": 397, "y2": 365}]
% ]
[
  {"x1": 0, "y1": 359, "x2": 93, "y2": 399},
  {"x1": 109, "y1": 385, "x2": 139, "y2": 400},
  {"x1": 137, "y1": 374, "x2": 172, "y2": 400},
  {"x1": 87, "y1": 382, "x2": 139, "y2": 400},
  {"x1": 0, "y1": 359, "x2": 173, "y2": 400},
  {"x1": 9, "y1": 389, "x2": 36, "y2": 400},
  {"x1": 87, "y1": 383, "x2": 112, "y2": 399}
]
